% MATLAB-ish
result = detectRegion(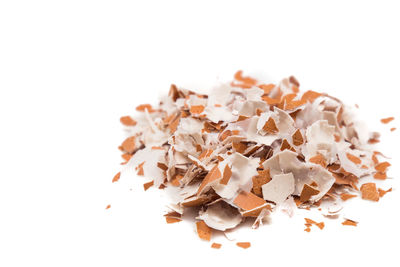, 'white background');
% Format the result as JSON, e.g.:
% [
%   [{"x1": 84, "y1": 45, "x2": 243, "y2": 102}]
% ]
[{"x1": 1, "y1": 1, "x2": 399, "y2": 266}]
